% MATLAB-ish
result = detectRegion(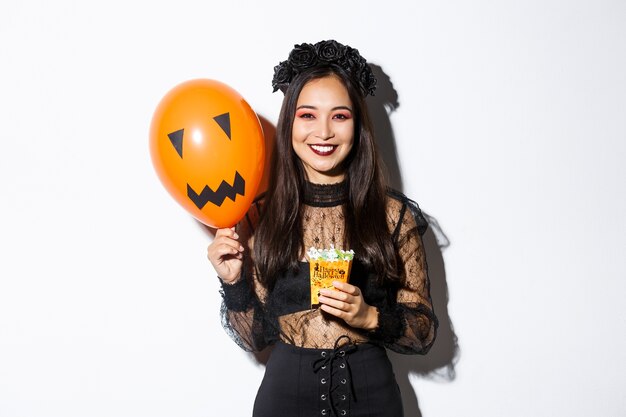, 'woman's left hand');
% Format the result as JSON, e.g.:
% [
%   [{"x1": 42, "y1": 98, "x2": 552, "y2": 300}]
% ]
[{"x1": 318, "y1": 281, "x2": 379, "y2": 330}]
